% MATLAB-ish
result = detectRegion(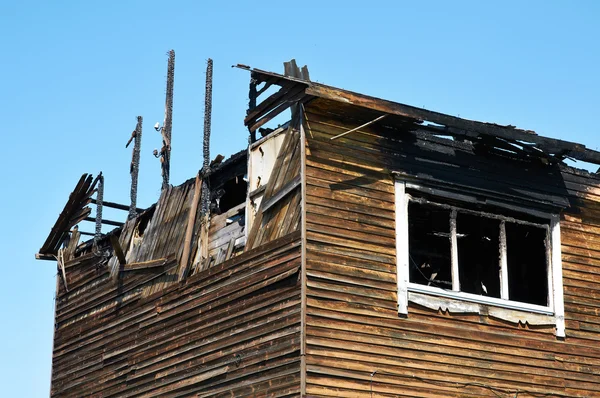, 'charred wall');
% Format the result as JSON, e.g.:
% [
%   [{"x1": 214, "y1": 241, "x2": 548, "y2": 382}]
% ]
[{"x1": 302, "y1": 98, "x2": 600, "y2": 397}]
